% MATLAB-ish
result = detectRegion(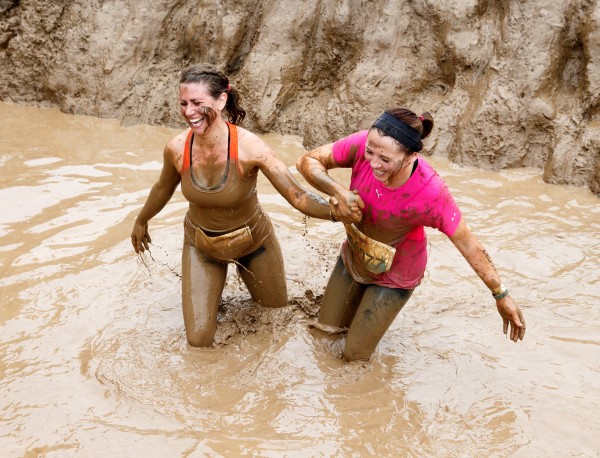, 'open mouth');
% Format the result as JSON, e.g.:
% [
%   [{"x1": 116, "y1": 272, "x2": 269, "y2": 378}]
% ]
[{"x1": 189, "y1": 117, "x2": 204, "y2": 128}]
